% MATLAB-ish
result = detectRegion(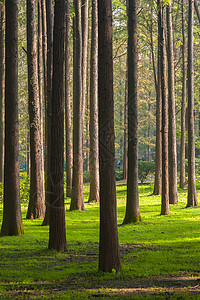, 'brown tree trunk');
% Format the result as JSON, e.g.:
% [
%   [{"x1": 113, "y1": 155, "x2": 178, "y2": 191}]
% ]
[
  {"x1": 166, "y1": 4, "x2": 178, "y2": 204},
  {"x1": 65, "y1": 0, "x2": 73, "y2": 198},
  {"x1": 123, "y1": 0, "x2": 141, "y2": 224},
  {"x1": 0, "y1": 3, "x2": 4, "y2": 183},
  {"x1": 70, "y1": 0, "x2": 84, "y2": 211},
  {"x1": 1, "y1": 0, "x2": 24, "y2": 236},
  {"x1": 180, "y1": 0, "x2": 187, "y2": 189},
  {"x1": 98, "y1": 0, "x2": 121, "y2": 272},
  {"x1": 88, "y1": 0, "x2": 99, "y2": 203},
  {"x1": 48, "y1": 0, "x2": 66, "y2": 252},
  {"x1": 42, "y1": 0, "x2": 53, "y2": 226},
  {"x1": 26, "y1": 0, "x2": 45, "y2": 219},
  {"x1": 158, "y1": 1, "x2": 169, "y2": 215},
  {"x1": 187, "y1": 0, "x2": 198, "y2": 207}
]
